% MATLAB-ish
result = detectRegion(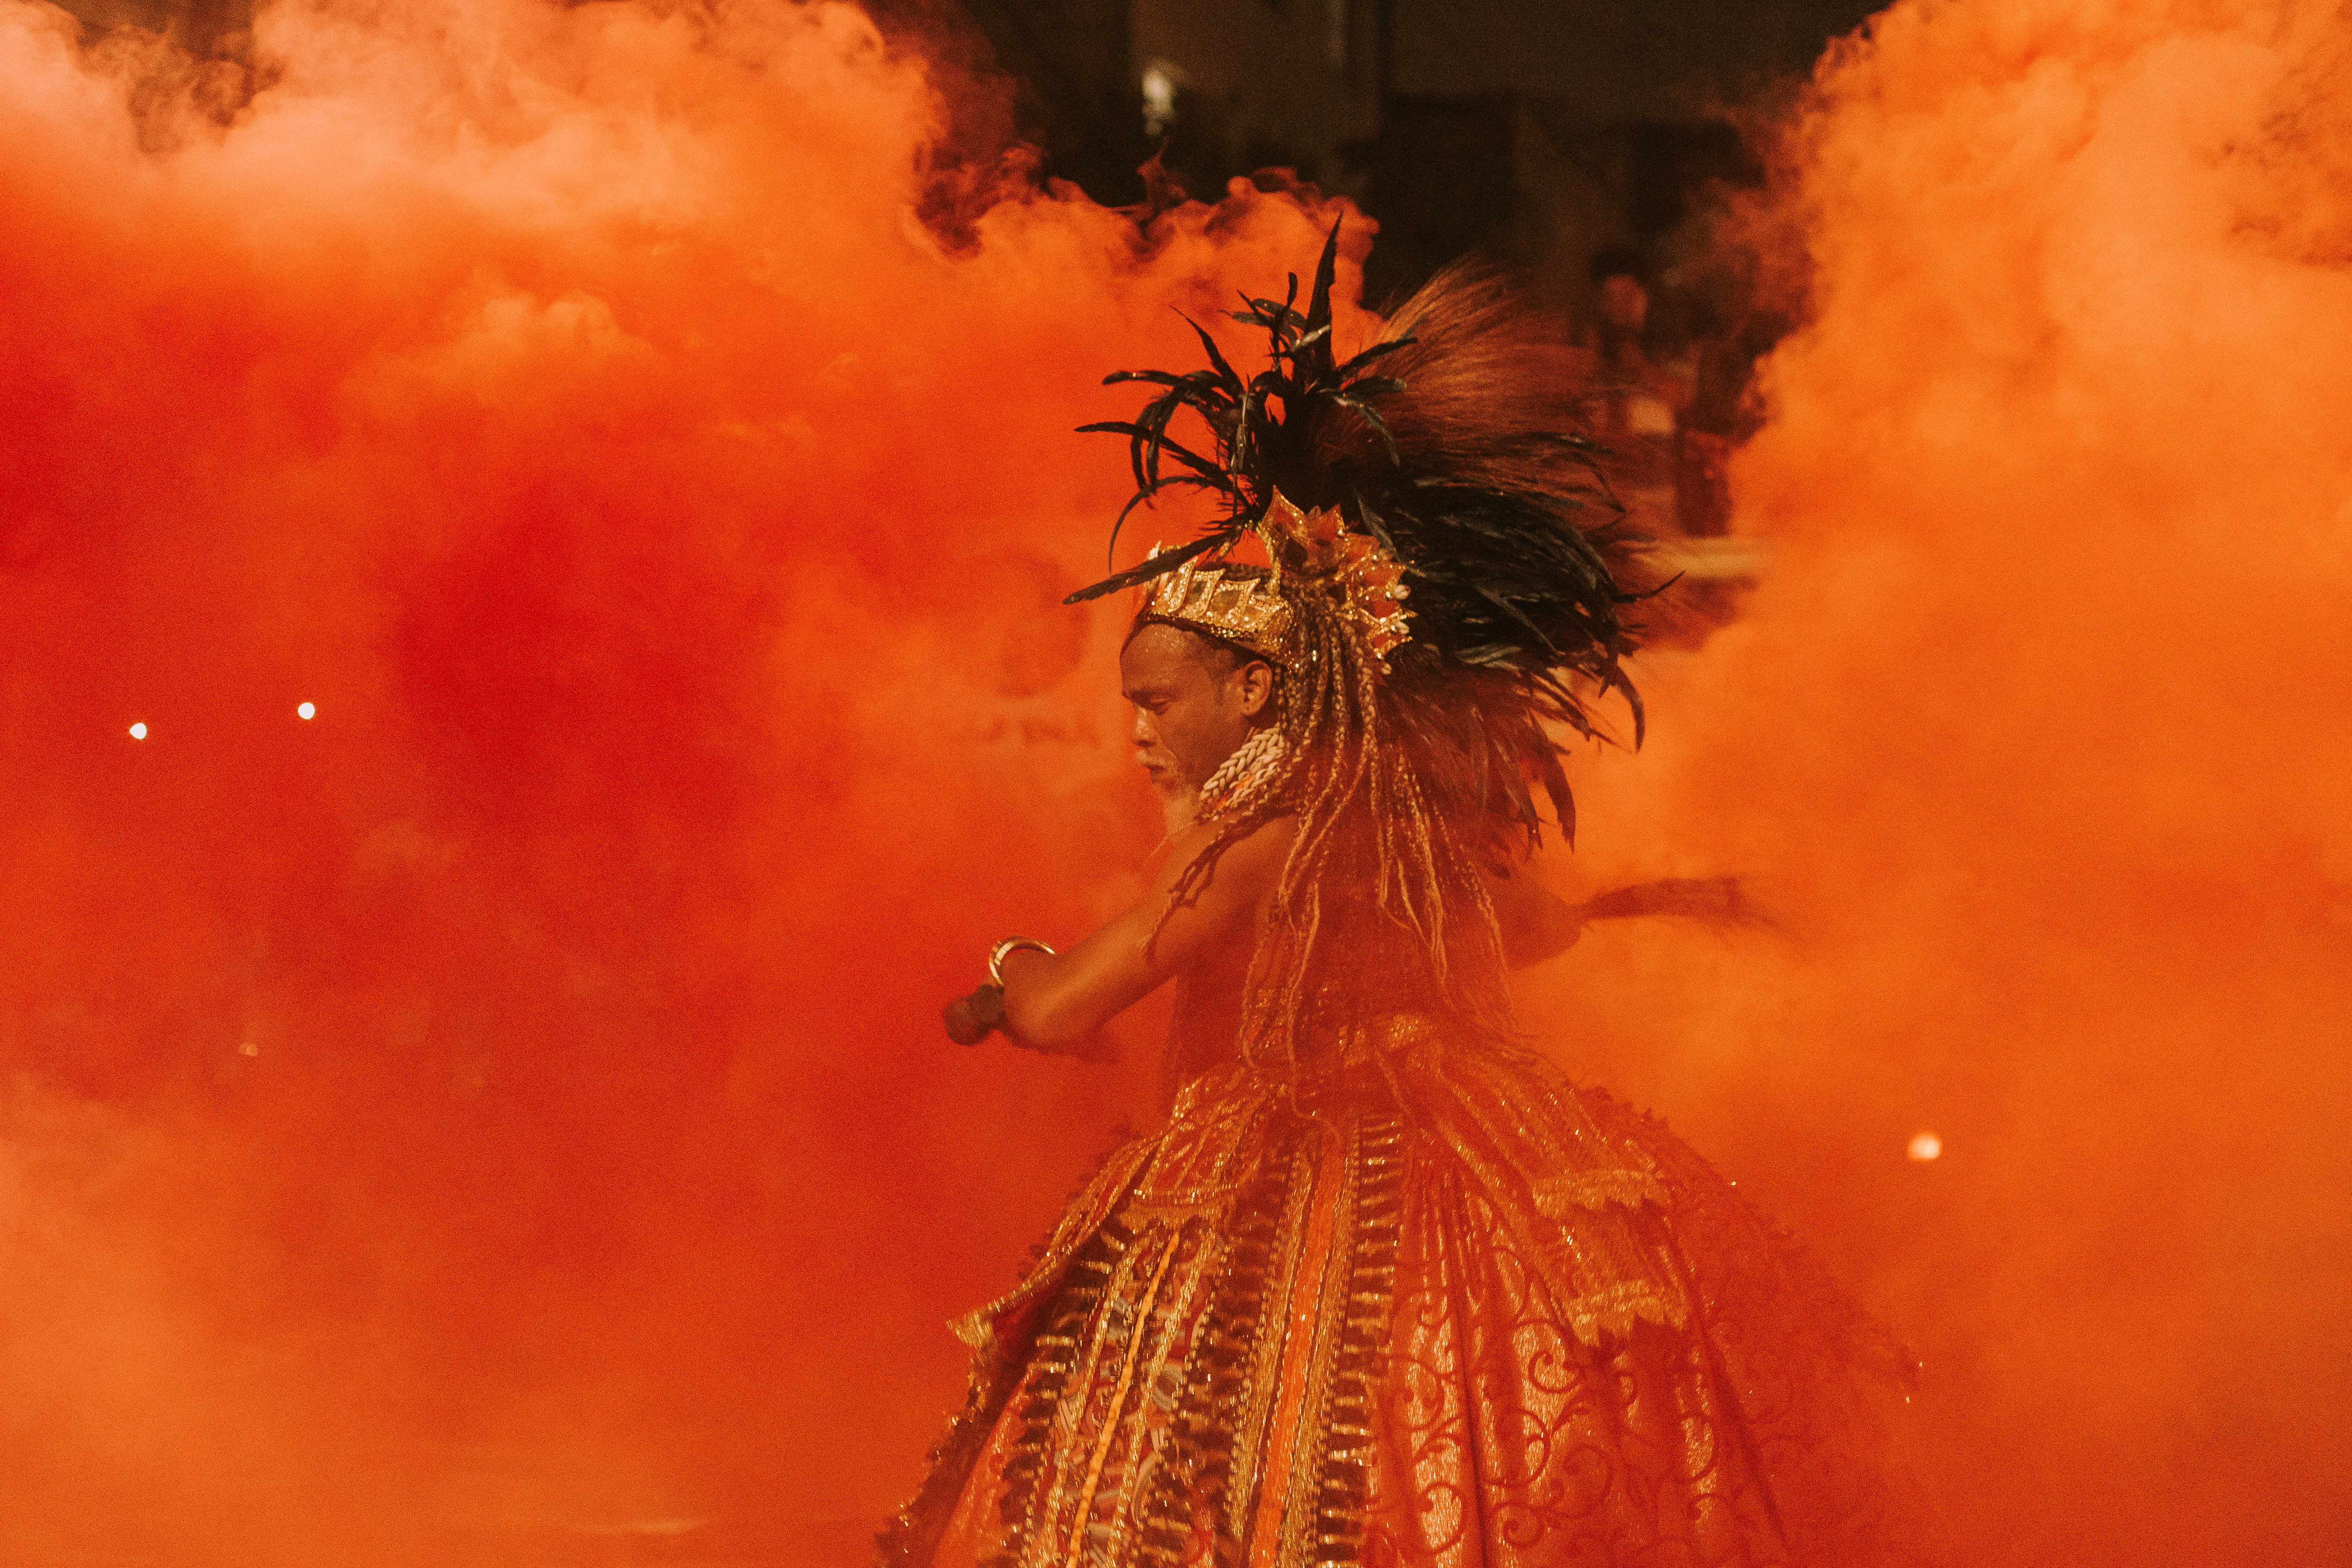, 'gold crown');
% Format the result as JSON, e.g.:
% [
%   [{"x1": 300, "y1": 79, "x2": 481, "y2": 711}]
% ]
[
  {"x1": 1135, "y1": 491, "x2": 1412, "y2": 672},
  {"x1": 1137, "y1": 550, "x2": 1296, "y2": 666}
]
